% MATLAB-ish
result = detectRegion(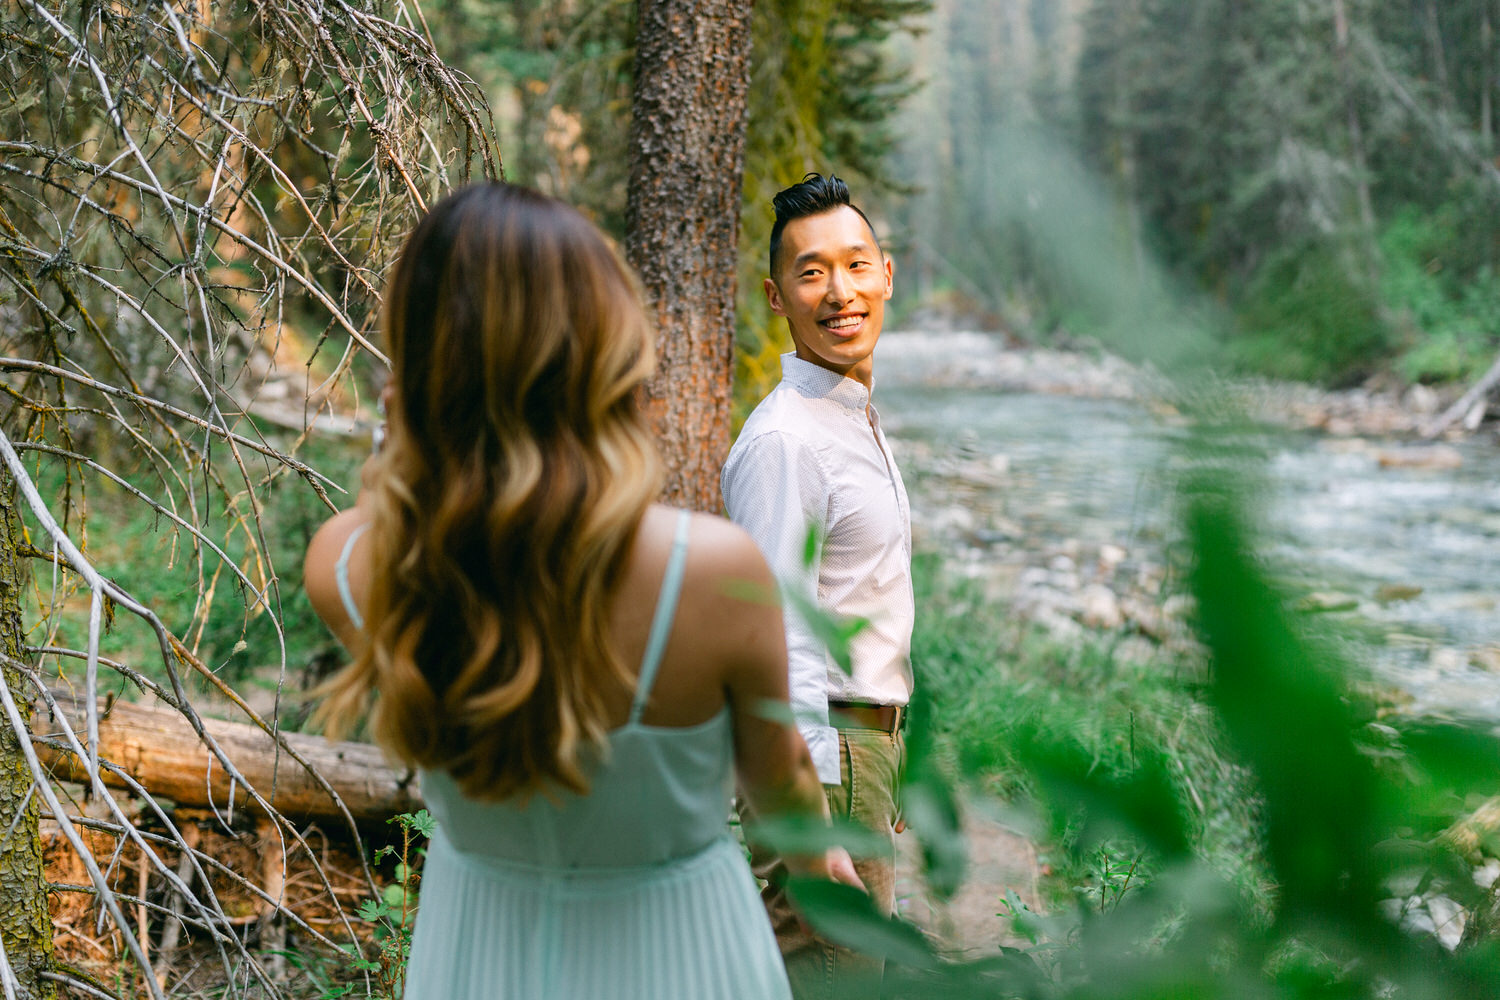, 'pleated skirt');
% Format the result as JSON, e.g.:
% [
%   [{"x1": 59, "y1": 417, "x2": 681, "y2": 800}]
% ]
[{"x1": 403, "y1": 831, "x2": 792, "y2": 1000}]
